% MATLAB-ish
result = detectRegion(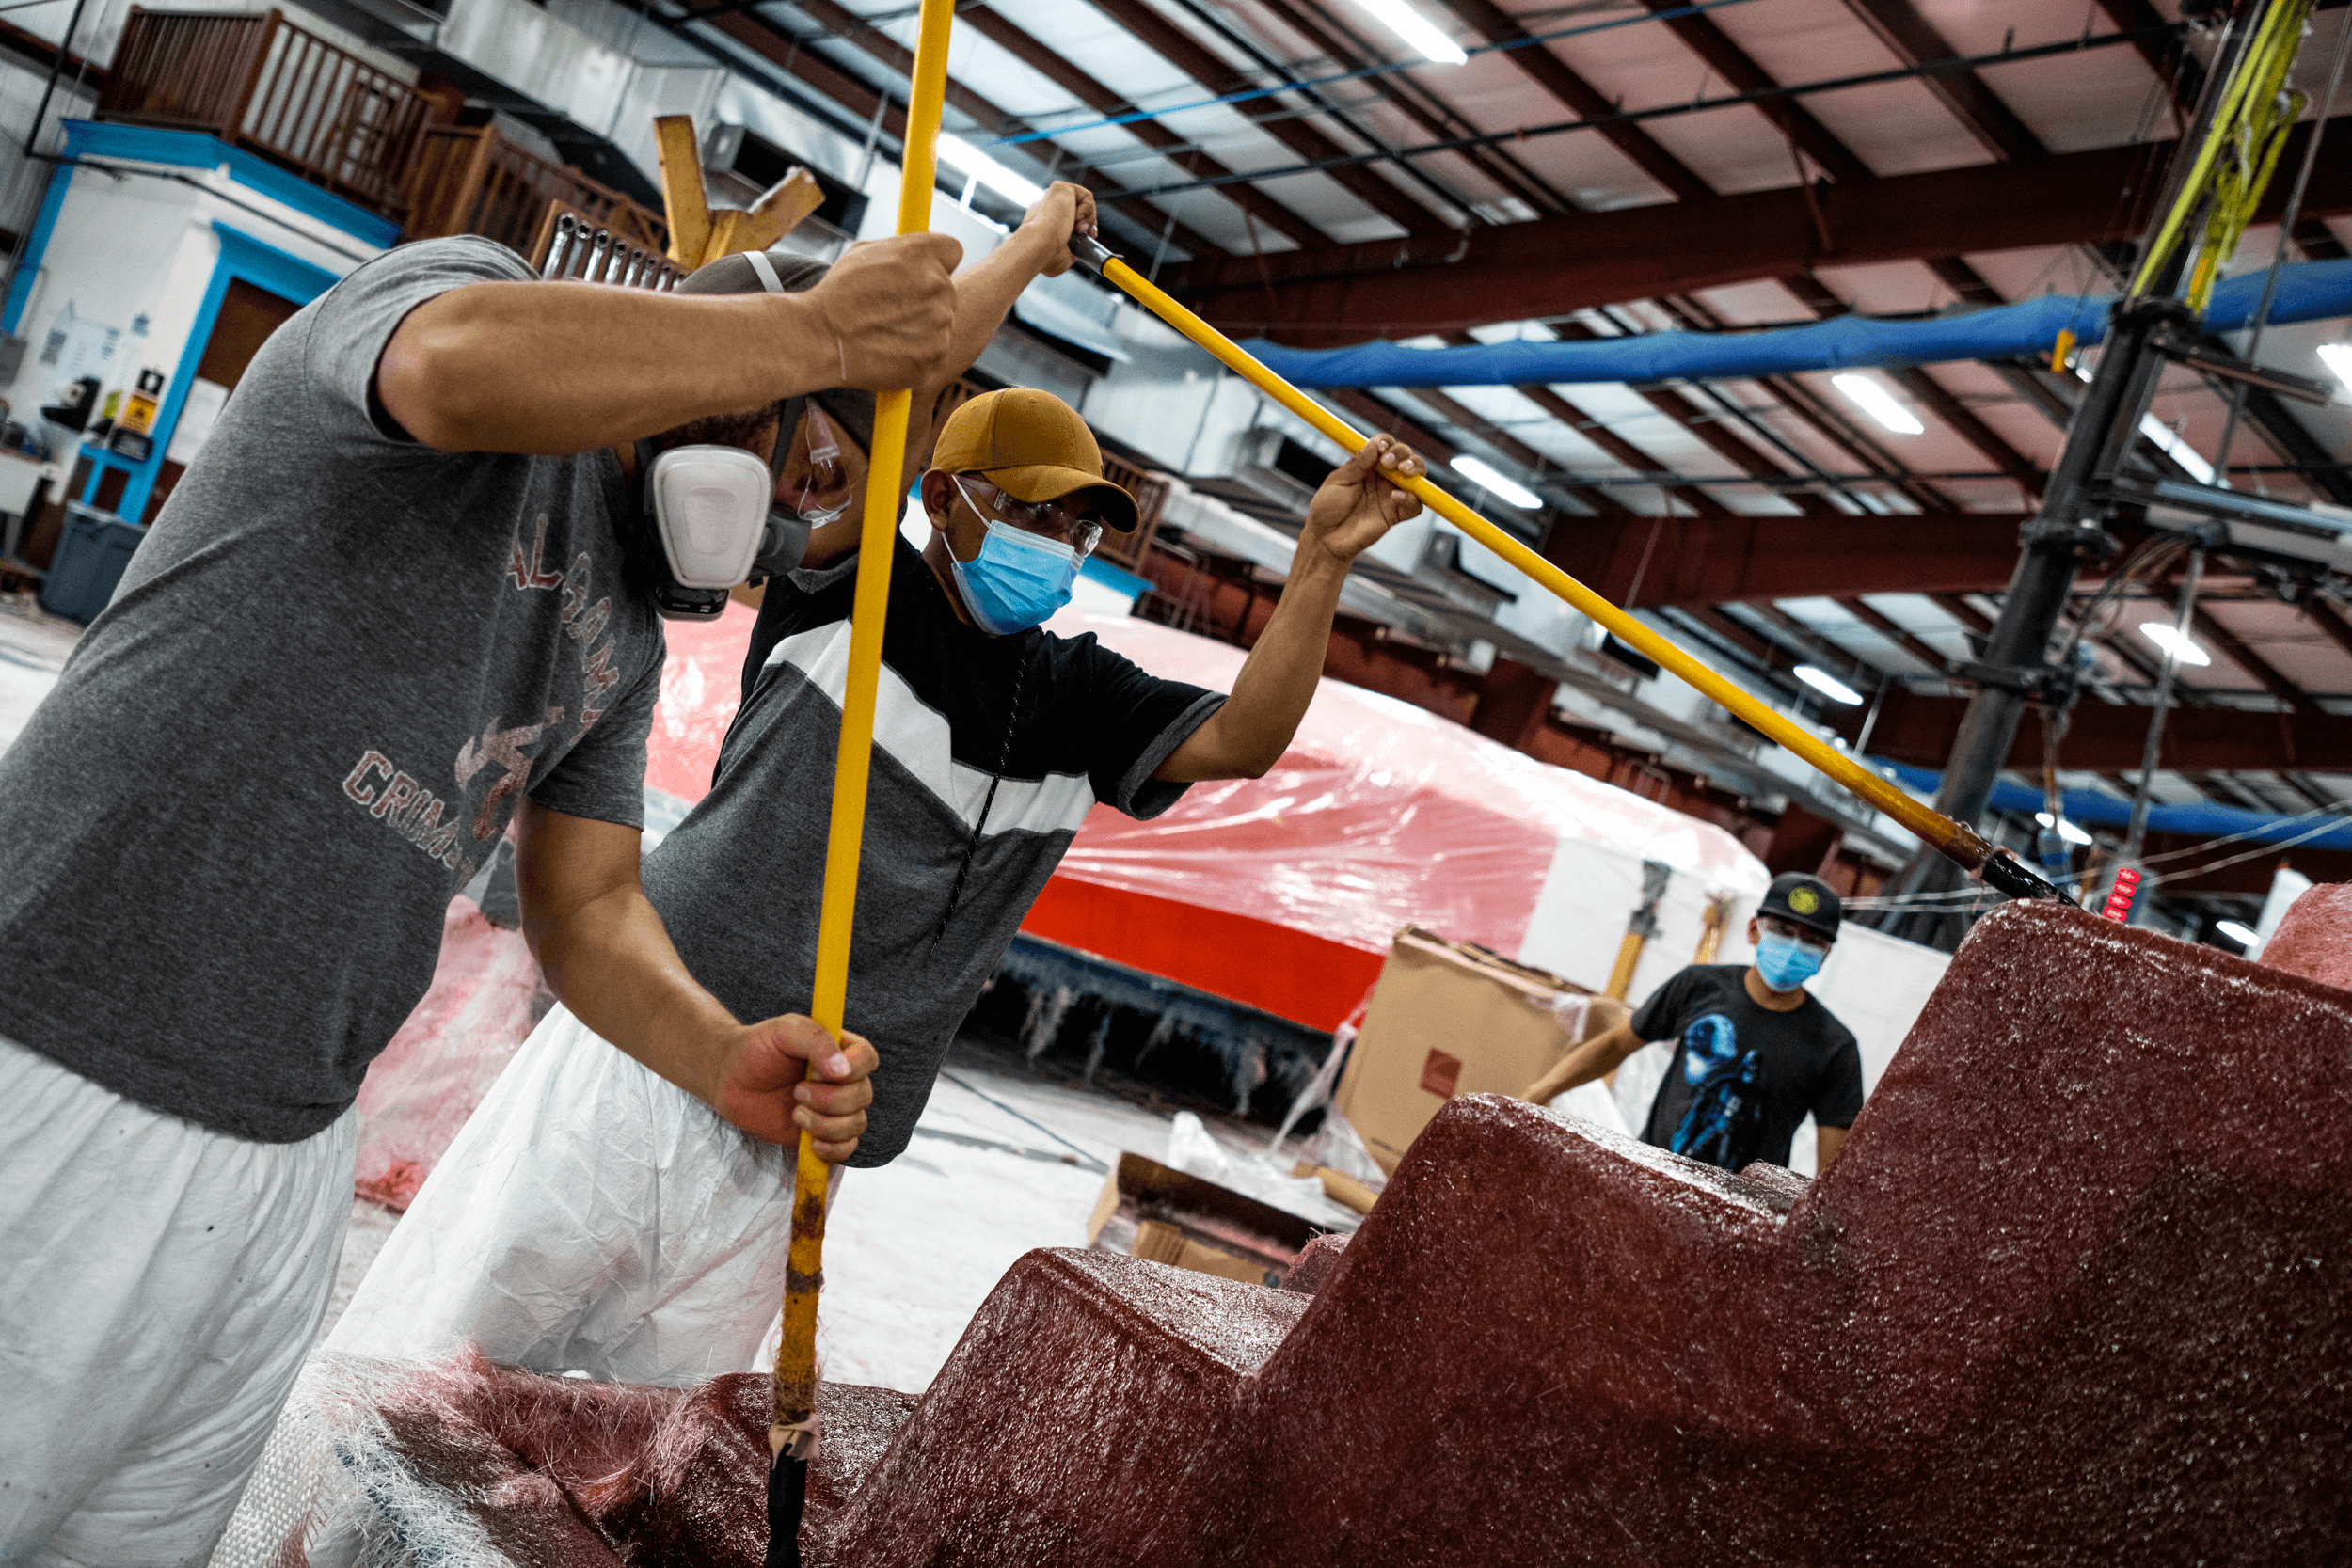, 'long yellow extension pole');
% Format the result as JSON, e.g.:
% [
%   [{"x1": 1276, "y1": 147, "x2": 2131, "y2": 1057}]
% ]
[
  {"x1": 770, "y1": 0, "x2": 954, "y2": 1518},
  {"x1": 1072, "y1": 237, "x2": 2060, "y2": 903}
]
